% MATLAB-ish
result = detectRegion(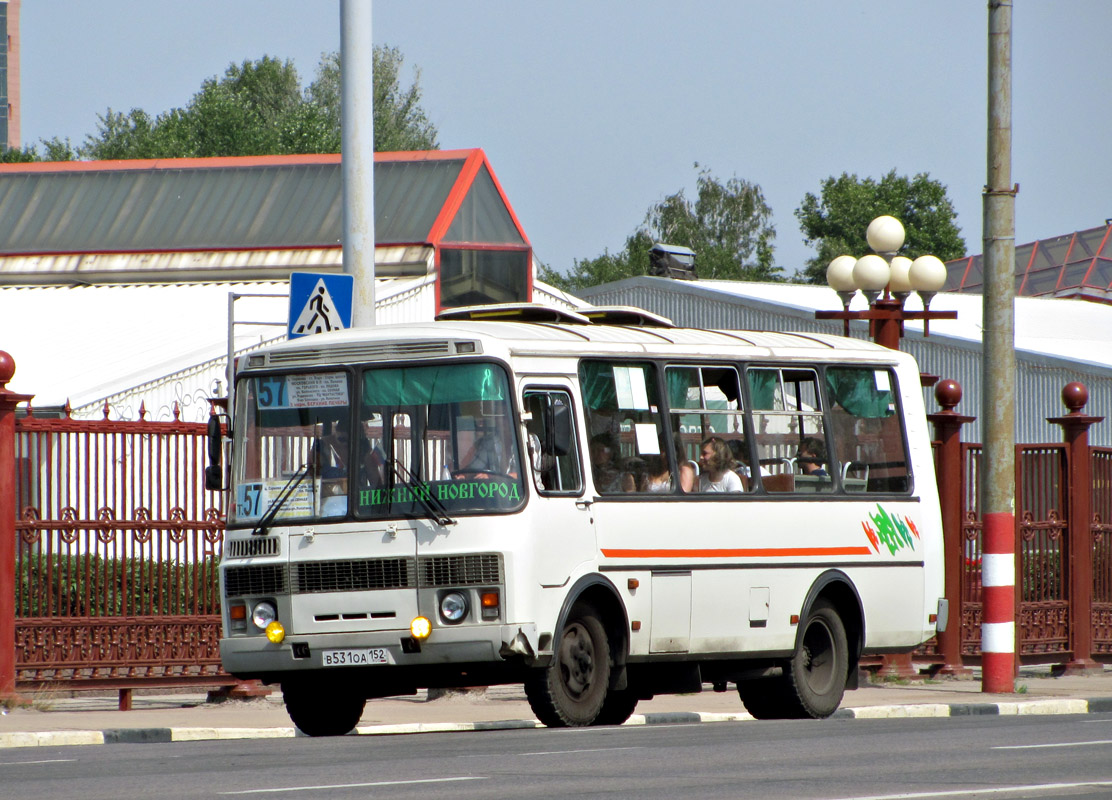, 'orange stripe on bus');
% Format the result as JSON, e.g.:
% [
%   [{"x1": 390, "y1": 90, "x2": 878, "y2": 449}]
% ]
[{"x1": 600, "y1": 547, "x2": 874, "y2": 558}]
